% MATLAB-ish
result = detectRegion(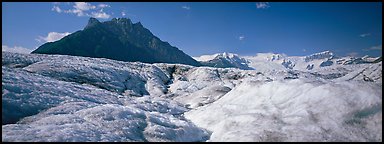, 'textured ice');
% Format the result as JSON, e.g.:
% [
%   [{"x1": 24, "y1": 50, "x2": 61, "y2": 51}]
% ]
[
  {"x1": 155, "y1": 64, "x2": 270, "y2": 109},
  {"x1": 22, "y1": 55, "x2": 169, "y2": 97},
  {"x1": 185, "y1": 79, "x2": 382, "y2": 142},
  {"x1": 2, "y1": 52, "x2": 209, "y2": 142},
  {"x1": 2, "y1": 66, "x2": 122, "y2": 125},
  {"x1": 3, "y1": 104, "x2": 209, "y2": 142},
  {"x1": 2, "y1": 51, "x2": 382, "y2": 142}
]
